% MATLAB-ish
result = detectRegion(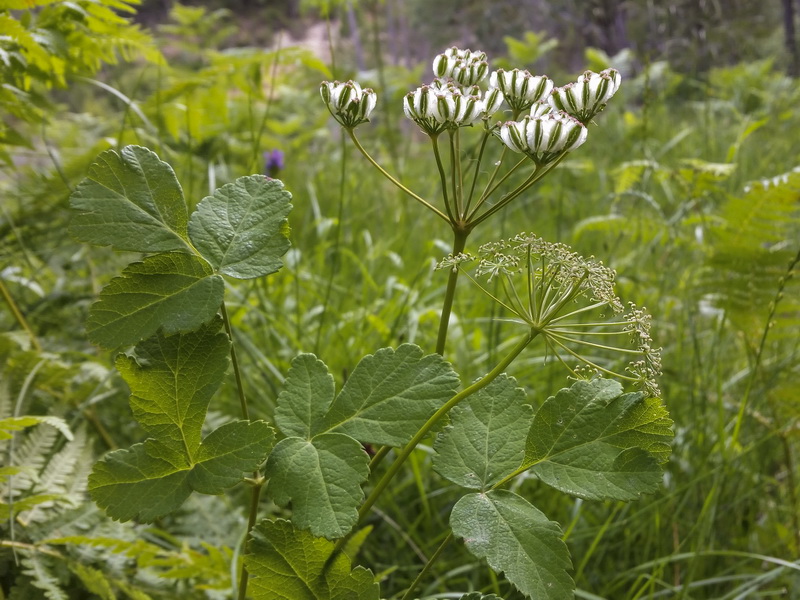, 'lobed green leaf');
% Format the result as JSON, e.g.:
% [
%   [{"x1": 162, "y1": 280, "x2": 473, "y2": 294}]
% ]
[
  {"x1": 89, "y1": 421, "x2": 273, "y2": 522},
  {"x1": 116, "y1": 320, "x2": 231, "y2": 458},
  {"x1": 451, "y1": 490, "x2": 573, "y2": 600},
  {"x1": 523, "y1": 378, "x2": 673, "y2": 501},
  {"x1": 245, "y1": 519, "x2": 379, "y2": 600},
  {"x1": 275, "y1": 353, "x2": 335, "y2": 440},
  {"x1": 89, "y1": 323, "x2": 274, "y2": 522},
  {"x1": 69, "y1": 145, "x2": 189, "y2": 253},
  {"x1": 188, "y1": 175, "x2": 292, "y2": 279},
  {"x1": 321, "y1": 344, "x2": 460, "y2": 446},
  {"x1": 87, "y1": 252, "x2": 224, "y2": 349},
  {"x1": 433, "y1": 374, "x2": 532, "y2": 490}
]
